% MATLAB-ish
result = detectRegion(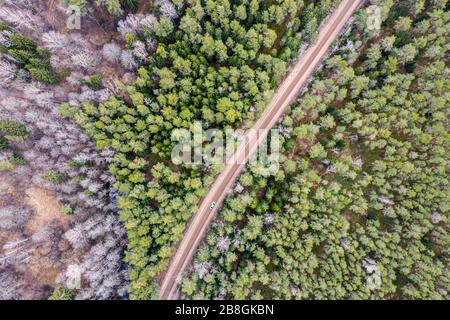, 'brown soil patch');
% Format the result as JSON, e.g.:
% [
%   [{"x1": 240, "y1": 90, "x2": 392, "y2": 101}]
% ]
[
  {"x1": 24, "y1": 187, "x2": 70, "y2": 235},
  {"x1": 27, "y1": 248, "x2": 63, "y2": 287},
  {"x1": 138, "y1": 0, "x2": 154, "y2": 14},
  {"x1": 0, "y1": 175, "x2": 16, "y2": 206},
  {"x1": 0, "y1": 173, "x2": 14, "y2": 191},
  {"x1": 47, "y1": 0, "x2": 58, "y2": 28}
]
